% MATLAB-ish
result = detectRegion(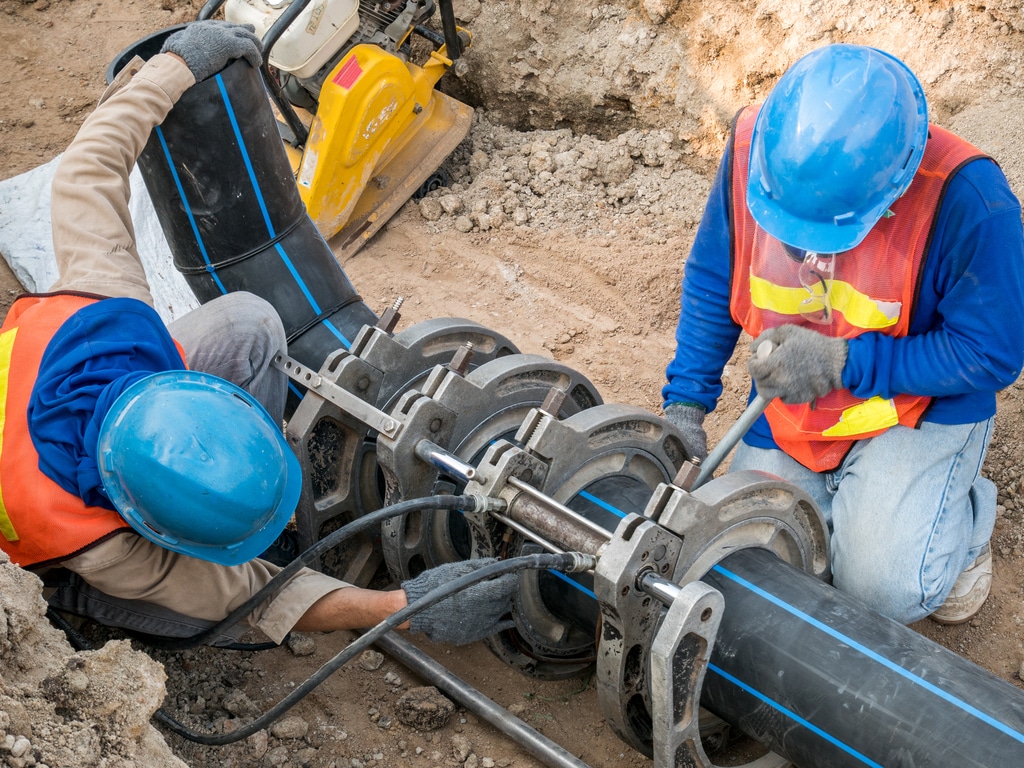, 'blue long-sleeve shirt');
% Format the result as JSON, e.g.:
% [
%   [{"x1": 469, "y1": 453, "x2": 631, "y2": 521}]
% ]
[
  {"x1": 664, "y1": 137, "x2": 1024, "y2": 450},
  {"x1": 28, "y1": 298, "x2": 186, "y2": 509}
]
